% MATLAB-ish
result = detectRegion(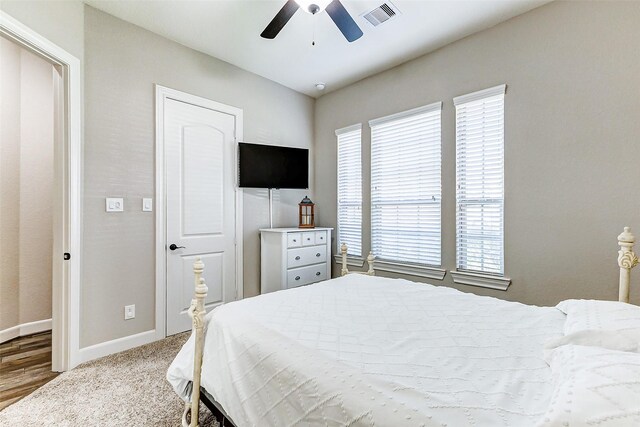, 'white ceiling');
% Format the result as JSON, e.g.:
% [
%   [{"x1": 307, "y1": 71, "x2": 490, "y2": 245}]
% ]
[{"x1": 85, "y1": 0, "x2": 550, "y2": 97}]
